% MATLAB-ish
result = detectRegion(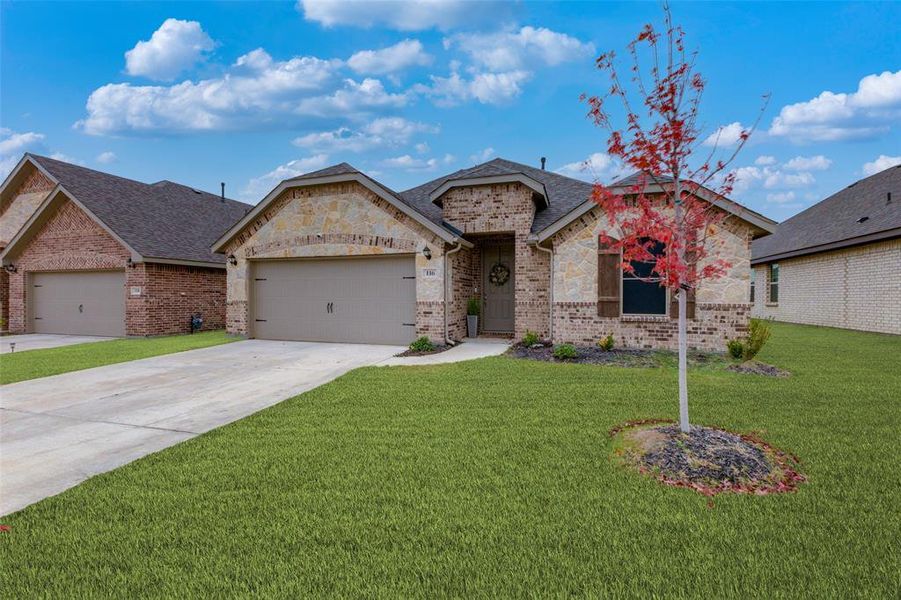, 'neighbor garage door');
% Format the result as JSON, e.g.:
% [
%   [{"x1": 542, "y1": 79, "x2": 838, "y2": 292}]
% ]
[
  {"x1": 252, "y1": 256, "x2": 417, "y2": 345},
  {"x1": 30, "y1": 271, "x2": 126, "y2": 337}
]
